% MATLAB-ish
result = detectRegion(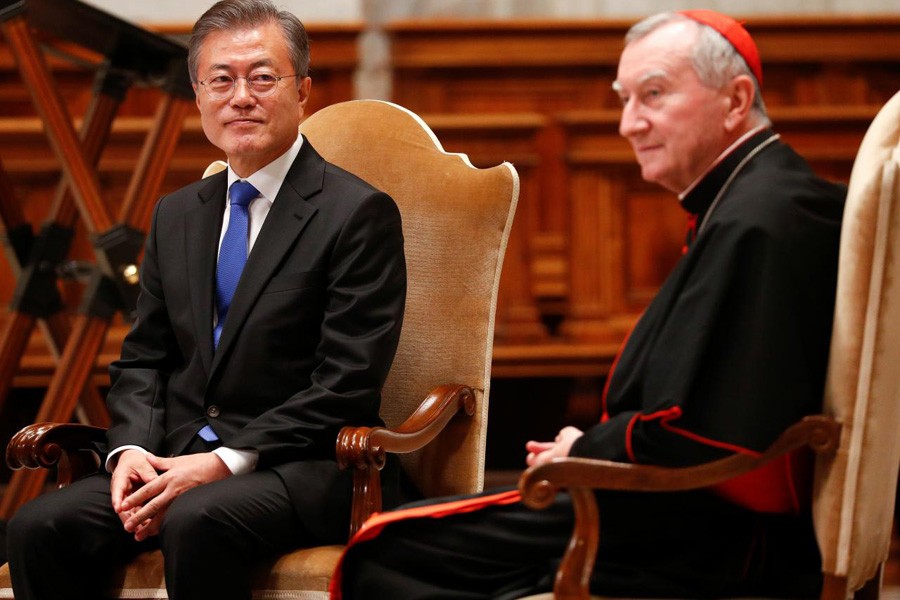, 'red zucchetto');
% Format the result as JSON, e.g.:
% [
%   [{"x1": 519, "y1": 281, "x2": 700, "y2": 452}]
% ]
[{"x1": 679, "y1": 9, "x2": 763, "y2": 87}]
